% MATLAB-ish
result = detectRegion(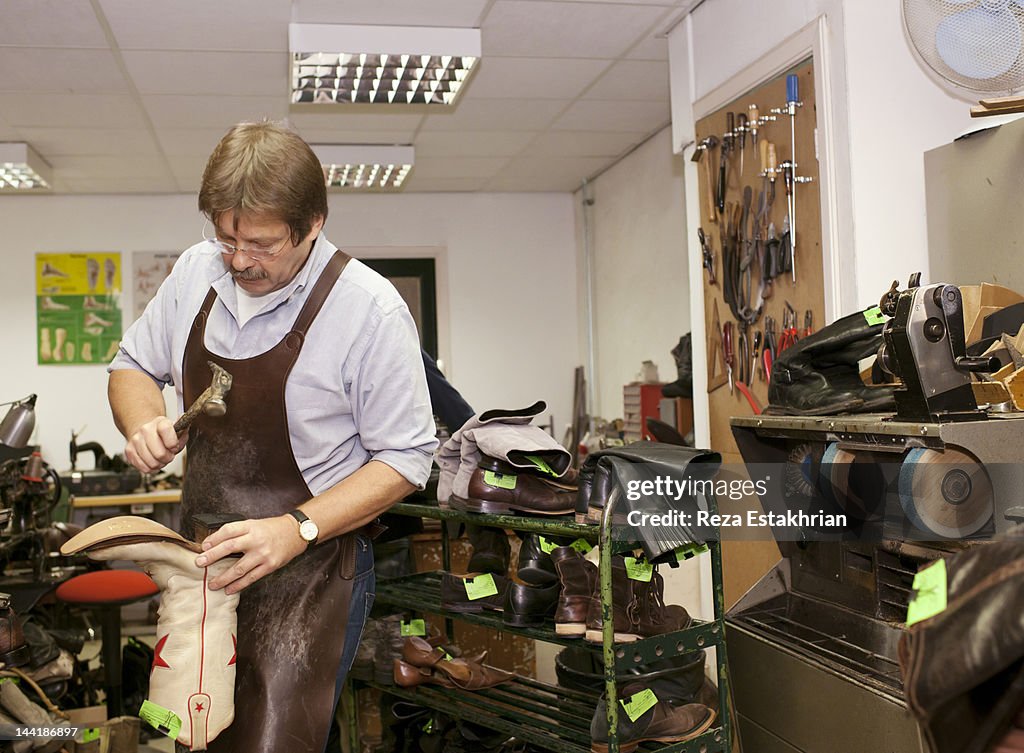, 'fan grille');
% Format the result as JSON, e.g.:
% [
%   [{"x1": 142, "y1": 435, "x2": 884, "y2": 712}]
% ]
[{"x1": 903, "y1": 0, "x2": 1024, "y2": 95}]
